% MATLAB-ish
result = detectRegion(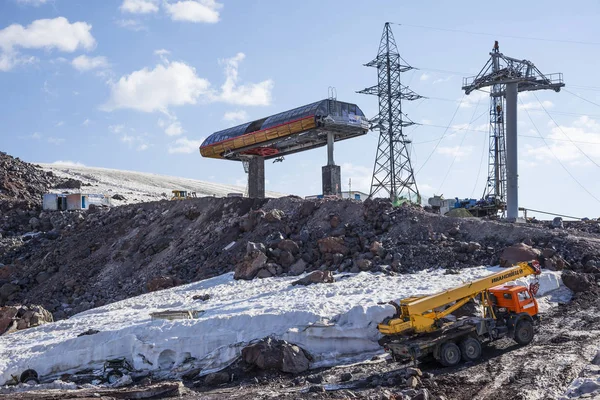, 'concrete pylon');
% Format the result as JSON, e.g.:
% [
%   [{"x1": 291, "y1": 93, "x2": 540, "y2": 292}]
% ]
[
  {"x1": 247, "y1": 157, "x2": 265, "y2": 198},
  {"x1": 322, "y1": 132, "x2": 341, "y2": 196}
]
